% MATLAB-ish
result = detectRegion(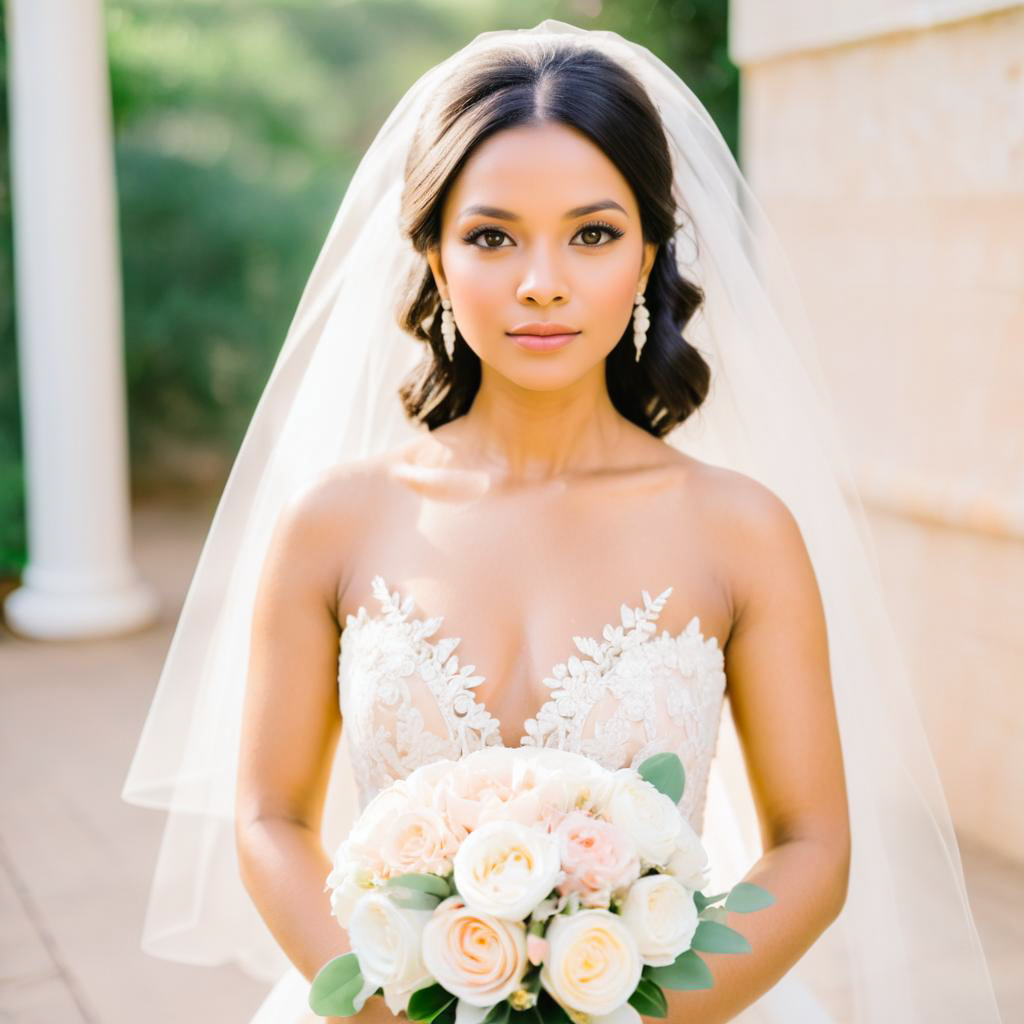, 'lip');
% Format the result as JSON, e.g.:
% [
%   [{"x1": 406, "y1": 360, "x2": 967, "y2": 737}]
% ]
[
  {"x1": 507, "y1": 323, "x2": 580, "y2": 352},
  {"x1": 508, "y1": 322, "x2": 579, "y2": 336}
]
